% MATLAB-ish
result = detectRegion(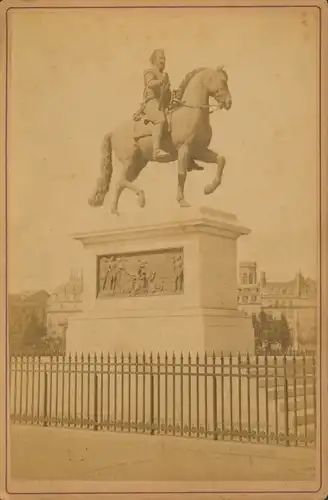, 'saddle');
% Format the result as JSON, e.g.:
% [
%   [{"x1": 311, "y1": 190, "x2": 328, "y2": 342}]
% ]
[
  {"x1": 132, "y1": 91, "x2": 181, "y2": 140},
  {"x1": 132, "y1": 108, "x2": 173, "y2": 141}
]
